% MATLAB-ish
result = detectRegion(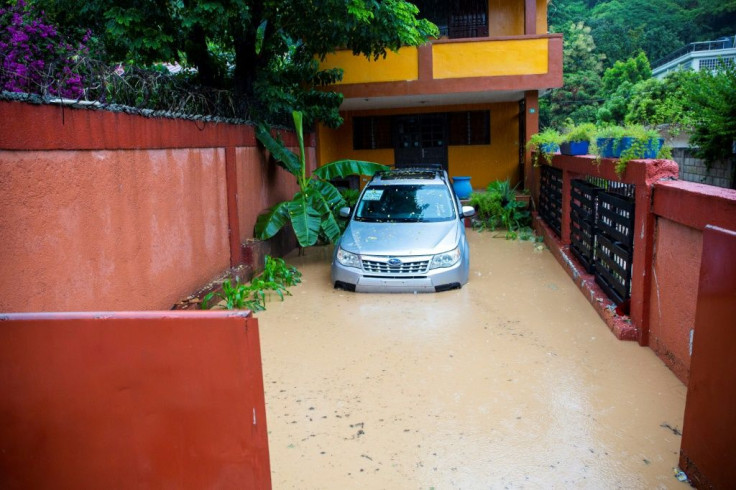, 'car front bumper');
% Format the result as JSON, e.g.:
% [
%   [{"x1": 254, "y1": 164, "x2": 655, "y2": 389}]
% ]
[{"x1": 331, "y1": 255, "x2": 468, "y2": 293}]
